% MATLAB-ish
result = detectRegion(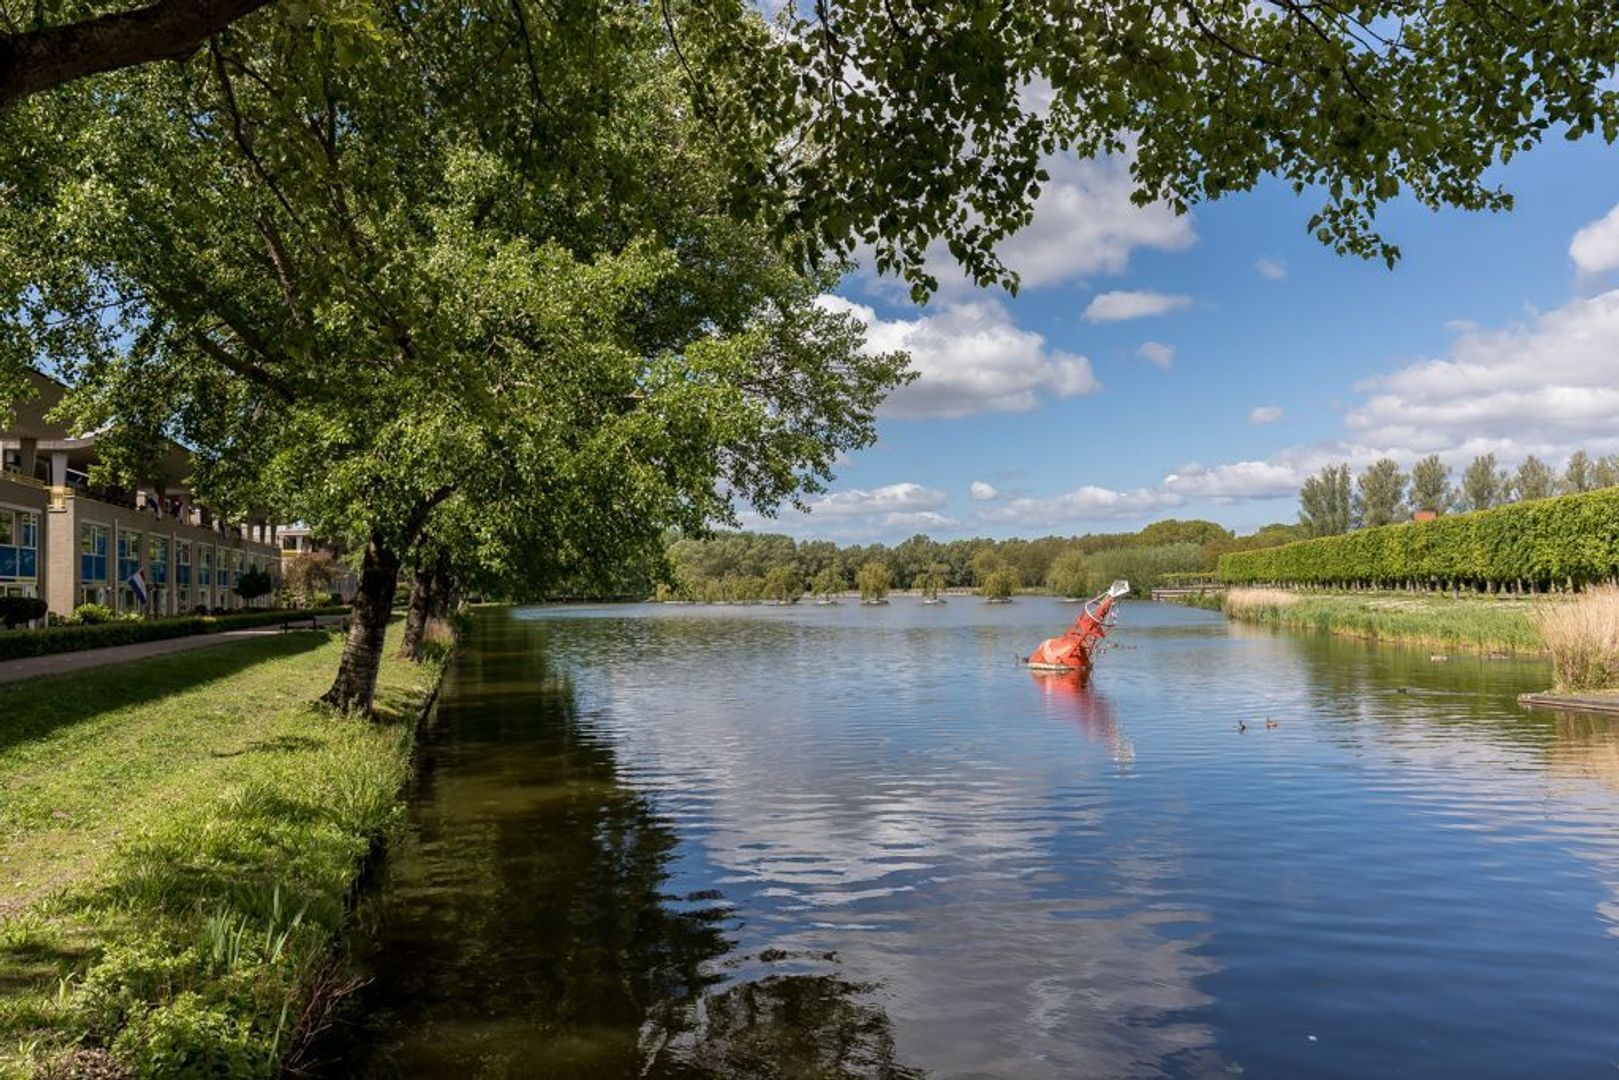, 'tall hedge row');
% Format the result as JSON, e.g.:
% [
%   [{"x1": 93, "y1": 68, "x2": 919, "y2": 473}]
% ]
[{"x1": 1217, "y1": 488, "x2": 1619, "y2": 591}]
